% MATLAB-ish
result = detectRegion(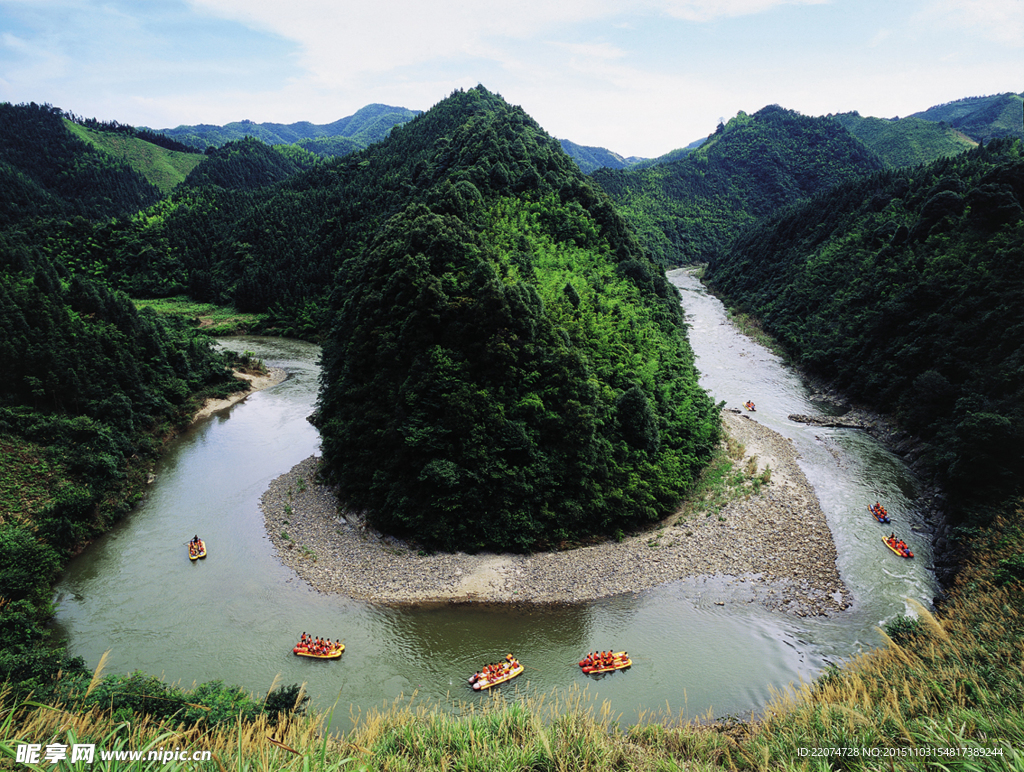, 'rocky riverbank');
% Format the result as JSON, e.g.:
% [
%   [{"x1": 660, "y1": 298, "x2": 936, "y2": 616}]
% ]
[{"x1": 261, "y1": 410, "x2": 851, "y2": 617}]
